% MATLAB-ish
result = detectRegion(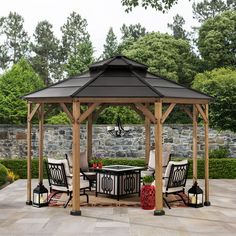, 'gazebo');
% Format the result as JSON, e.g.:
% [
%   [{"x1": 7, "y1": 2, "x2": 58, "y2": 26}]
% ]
[{"x1": 23, "y1": 55, "x2": 212, "y2": 216}]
